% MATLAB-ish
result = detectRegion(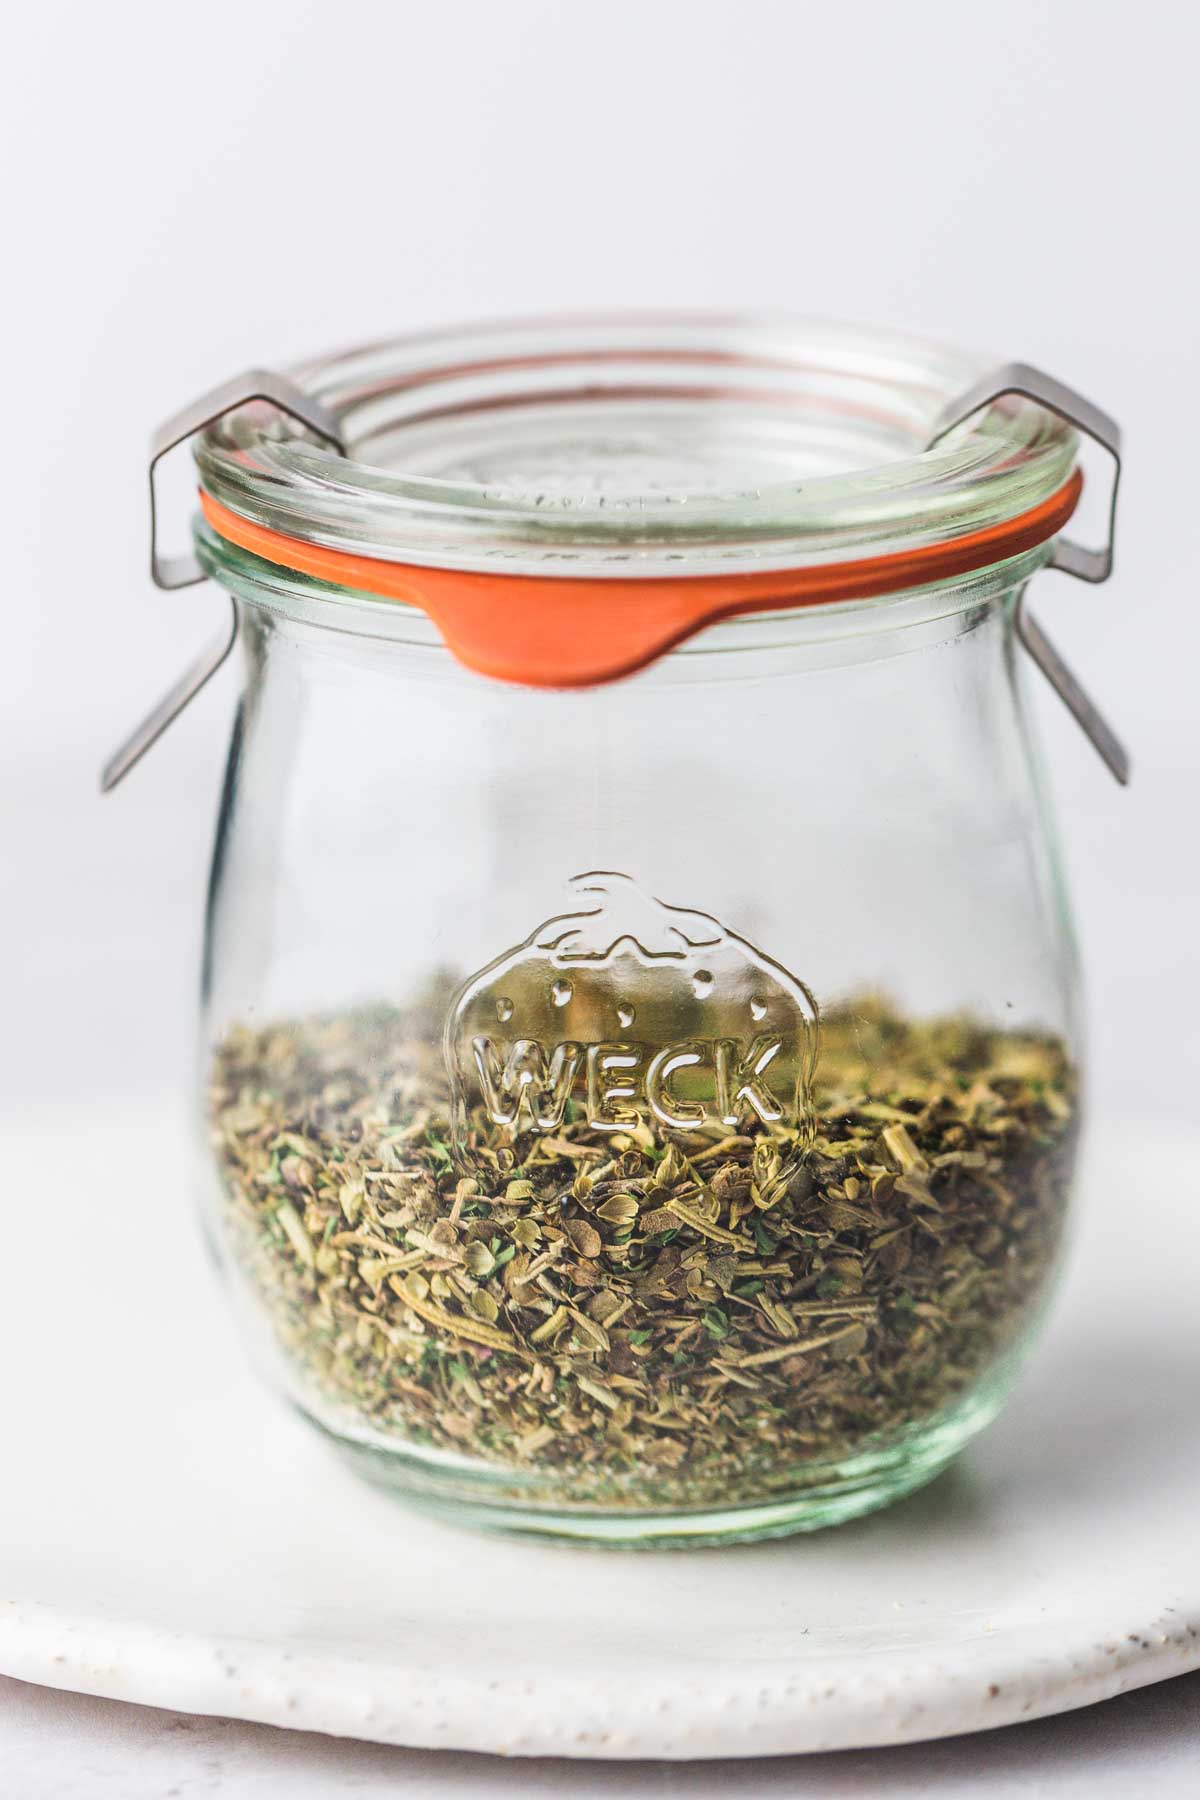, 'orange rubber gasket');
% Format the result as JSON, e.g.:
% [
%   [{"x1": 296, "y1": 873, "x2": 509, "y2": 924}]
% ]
[{"x1": 200, "y1": 469, "x2": 1082, "y2": 688}]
